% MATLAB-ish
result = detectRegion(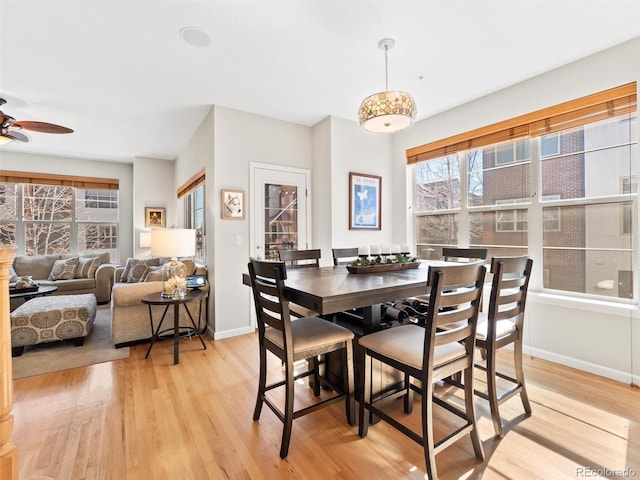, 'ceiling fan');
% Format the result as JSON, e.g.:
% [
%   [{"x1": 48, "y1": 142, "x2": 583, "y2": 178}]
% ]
[{"x1": 0, "y1": 97, "x2": 73, "y2": 144}]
